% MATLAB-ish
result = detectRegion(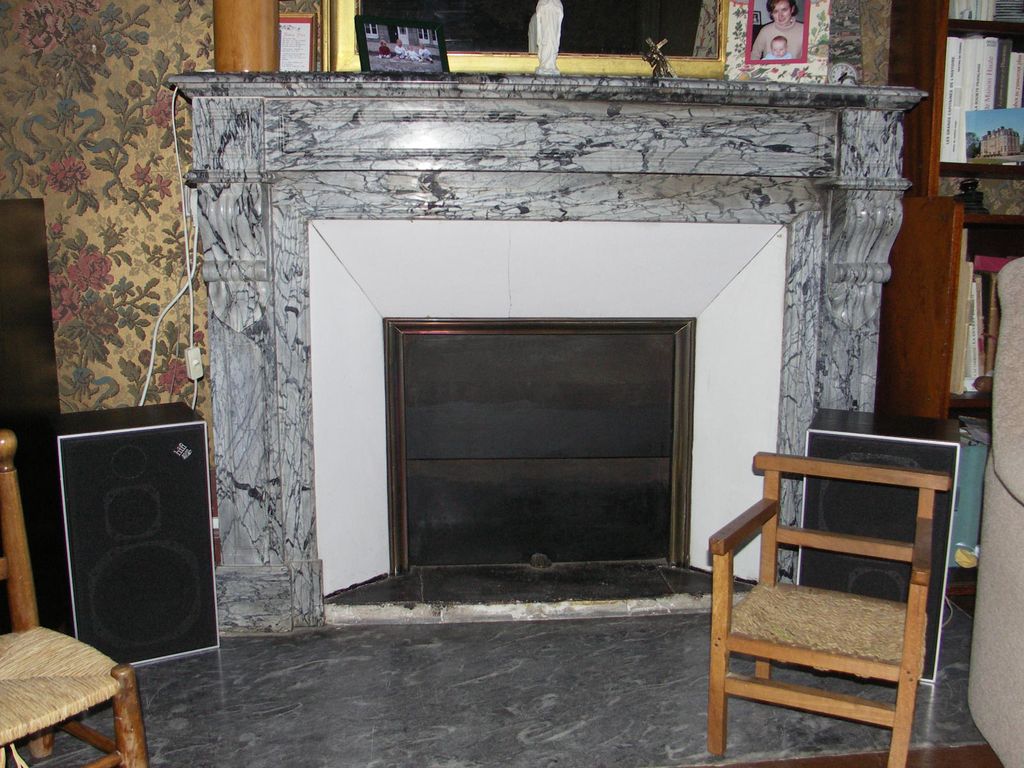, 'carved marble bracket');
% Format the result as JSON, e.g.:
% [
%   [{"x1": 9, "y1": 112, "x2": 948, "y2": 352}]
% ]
[
  {"x1": 196, "y1": 183, "x2": 271, "y2": 334},
  {"x1": 822, "y1": 182, "x2": 907, "y2": 330}
]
